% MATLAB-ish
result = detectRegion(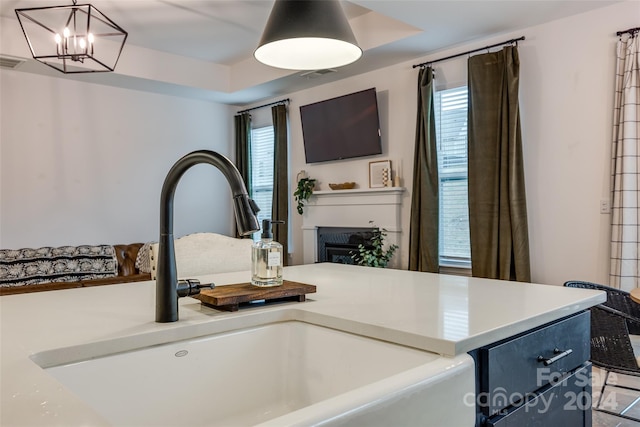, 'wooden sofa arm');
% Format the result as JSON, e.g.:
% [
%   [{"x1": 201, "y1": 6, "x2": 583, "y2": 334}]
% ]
[
  {"x1": 0, "y1": 273, "x2": 152, "y2": 295},
  {"x1": 0, "y1": 281, "x2": 82, "y2": 295},
  {"x1": 81, "y1": 273, "x2": 151, "y2": 287}
]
